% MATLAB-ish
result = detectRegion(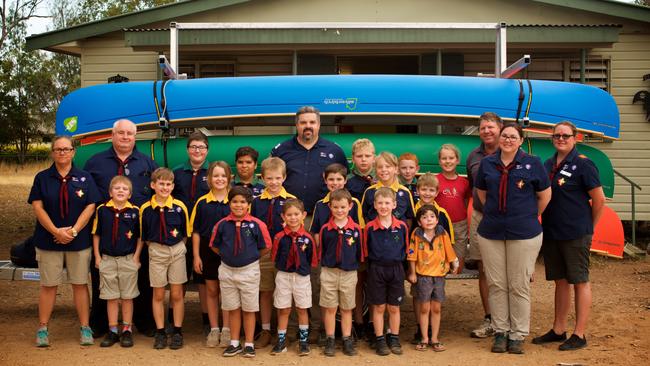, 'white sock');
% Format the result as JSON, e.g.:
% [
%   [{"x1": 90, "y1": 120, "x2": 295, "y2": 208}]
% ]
[
  {"x1": 262, "y1": 323, "x2": 271, "y2": 331},
  {"x1": 231, "y1": 339, "x2": 240, "y2": 347},
  {"x1": 245, "y1": 342, "x2": 254, "y2": 348},
  {"x1": 211, "y1": 327, "x2": 220, "y2": 332}
]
